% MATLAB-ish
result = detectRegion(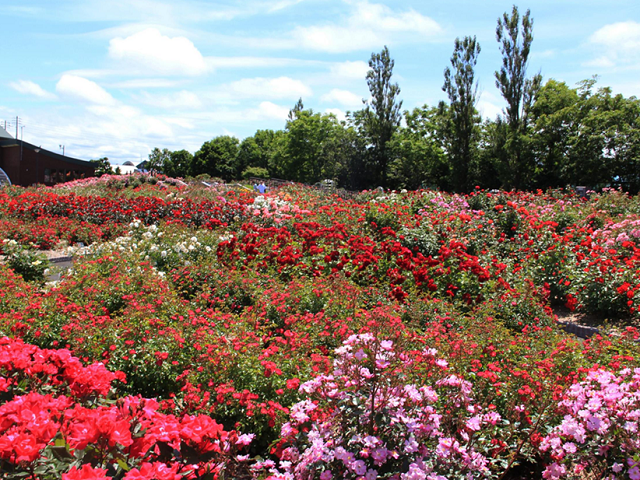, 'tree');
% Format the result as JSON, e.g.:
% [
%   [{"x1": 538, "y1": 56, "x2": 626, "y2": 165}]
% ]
[
  {"x1": 147, "y1": 148, "x2": 171, "y2": 173},
  {"x1": 90, "y1": 157, "x2": 113, "y2": 176},
  {"x1": 237, "y1": 129, "x2": 283, "y2": 178},
  {"x1": 495, "y1": 5, "x2": 542, "y2": 189},
  {"x1": 192, "y1": 136, "x2": 240, "y2": 180},
  {"x1": 475, "y1": 118, "x2": 507, "y2": 190},
  {"x1": 388, "y1": 106, "x2": 449, "y2": 190},
  {"x1": 163, "y1": 149, "x2": 193, "y2": 178},
  {"x1": 288, "y1": 98, "x2": 305, "y2": 121},
  {"x1": 443, "y1": 36, "x2": 481, "y2": 192},
  {"x1": 274, "y1": 109, "x2": 353, "y2": 185},
  {"x1": 567, "y1": 80, "x2": 640, "y2": 192},
  {"x1": 362, "y1": 46, "x2": 403, "y2": 187},
  {"x1": 529, "y1": 79, "x2": 580, "y2": 188}
]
